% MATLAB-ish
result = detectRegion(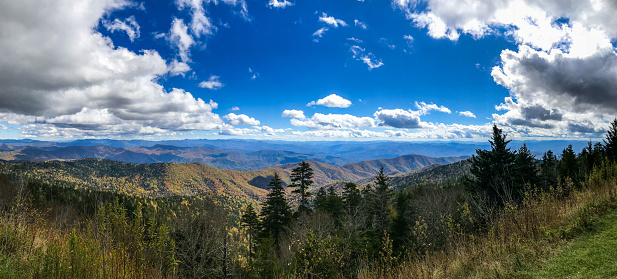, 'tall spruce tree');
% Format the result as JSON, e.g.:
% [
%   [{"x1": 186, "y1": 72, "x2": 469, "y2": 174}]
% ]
[
  {"x1": 241, "y1": 204, "x2": 260, "y2": 262},
  {"x1": 342, "y1": 182, "x2": 361, "y2": 213},
  {"x1": 604, "y1": 119, "x2": 617, "y2": 162},
  {"x1": 371, "y1": 166, "x2": 392, "y2": 235},
  {"x1": 469, "y1": 124, "x2": 518, "y2": 206},
  {"x1": 313, "y1": 187, "x2": 327, "y2": 212},
  {"x1": 559, "y1": 144, "x2": 578, "y2": 184},
  {"x1": 540, "y1": 150, "x2": 558, "y2": 190},
  {"x1": 260, "y1": 173, "x2": 292, "y2": 242},
  {"x1": 390, "y1": 191, "x2": 412, "y2": 255},
  {"x1": 289, "y1": 161, "x2": 314, "y2": 215},
  {"x1": 514, "y1": 143, "x2": 539, "y2": 190}
]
